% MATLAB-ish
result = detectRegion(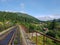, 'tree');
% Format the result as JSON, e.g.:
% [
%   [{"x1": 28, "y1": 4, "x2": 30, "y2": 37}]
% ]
[
  {"x1": 49, "y1": 19, "x2": 56, "y2": 30},
  {"x1": 29, "y1": 24, "x2": 35, "y2": 33},
  {"x1": 46, "y1": 30, "x2": 56, "y2": 38}
]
